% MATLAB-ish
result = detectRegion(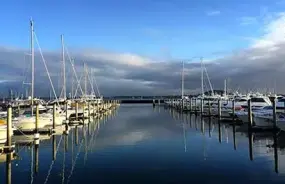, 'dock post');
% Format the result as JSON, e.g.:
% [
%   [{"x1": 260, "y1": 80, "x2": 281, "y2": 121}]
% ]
[
  {"x1": 218, "y1": 100, "x2": 221, "y2": 120},
  {"x1": 152, "y1": 99, "x2": 155, "y2": 108},
  {"x1": 273, "y1": 97, "x2": 277, "y2": 129},
  {"x1": 83, "y1": 103, "x2": 85, "y2": 124},
  {"x1": 158, "y1": 99, "x2": 160, "y2": 106},
  {"x1": 248, "y1": 99, "x2": 253, "y2": 129},
  {"x1": 208, "y1": 99, "x2": 211, "y2": 116},
  {"x1": 65, "y1": 101, "x2": 68, "y2": 123},
  {"x1": 93, "y1": 101, "x2": 95, "y2": 117},
  {"x1": 6, "y1": 105, "x2": 12, "y2": 151},
  {"x1": 194, "y1": 98, "x2": 197, "y2": 113},
  {"x1": 88, "y1": 101, "x2": 90, "y2": 122},
  {"x1": 200, "y1": 99, "x2": 204, "y2": 116},
  {"x1": 53, "y1": 103, "x2": 56, "y2": 130},
  {"x1": 35, "y1": 104, "x2": 39, "y2": 133},
  {"x1": 284, "y1": 101, "x2": 285, "y2": 113},
  {"x1": 190, "y1": 98, "x2": 192, "y2": 112},
  {"x1": 75, "y1": 102, "x2": 78, "y2": 121},
  {"x1": 232, "y1": 100, "x2": 235, "y2": 122}
]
